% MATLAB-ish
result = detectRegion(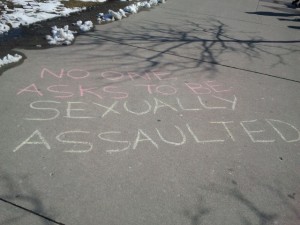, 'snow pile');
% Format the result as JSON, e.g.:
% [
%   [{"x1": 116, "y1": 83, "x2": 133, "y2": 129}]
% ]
[
  {"x1": 108, "y1": 10, "x2": 123, "y2": 20},
  {"x1": 124, "y1": 4, "x2": 139, "y2": 14},
  {"x1": 1, "y1": 0, "x2": 167, "y2": 34},
  {"x1": 118, "y1": 9, "x2": 127, "y2": 17},
  {"x1": 0, "y1": 54, "x2": 22, "y2": 68},
  {"x1": 97, "y1": 10, "x2": 124, "y2": 23},
  {"x1": 75, "y1": 20, "x2": 94, "y2": 32},
  {"x1": 46, "y1": 25, "x2": 75, "y2": 45},
  {"x1": 97, "y1": 13, "x2": 112, "y2": 22},
  {"x1": 123, "y1": 0, "x2": 166, "y2": 14},
  {"x1": 137, "y1": 1, "x2": 151, "y2": 8},
  {"x1": 0, "y1": 24, "x2": 10, "y2": 34},
  {"x1": 77, "y1": 0, "x2": 106, "y2": 2},
  {"x1": 98, "y1": 0, "x2": 166, "y2": 23},
  {"x1": 149, "y1": 0, "x2": 158, "y2": 6}
]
